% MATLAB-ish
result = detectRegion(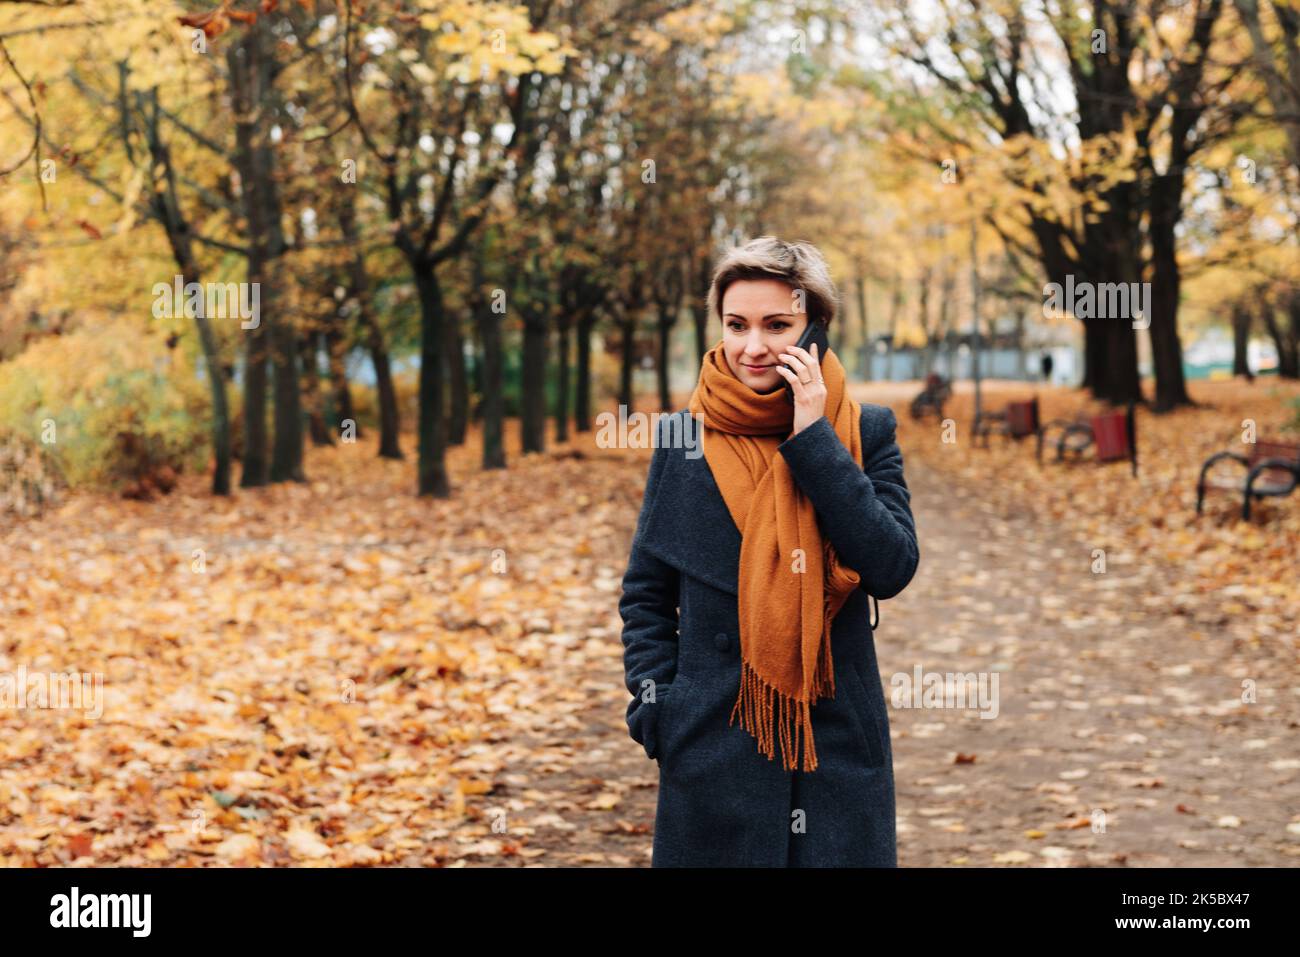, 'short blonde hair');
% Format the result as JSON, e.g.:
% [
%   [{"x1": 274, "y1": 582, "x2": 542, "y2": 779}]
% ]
[{"x1": 706, "y1": 236, "x2": 839, "y2": 329}]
